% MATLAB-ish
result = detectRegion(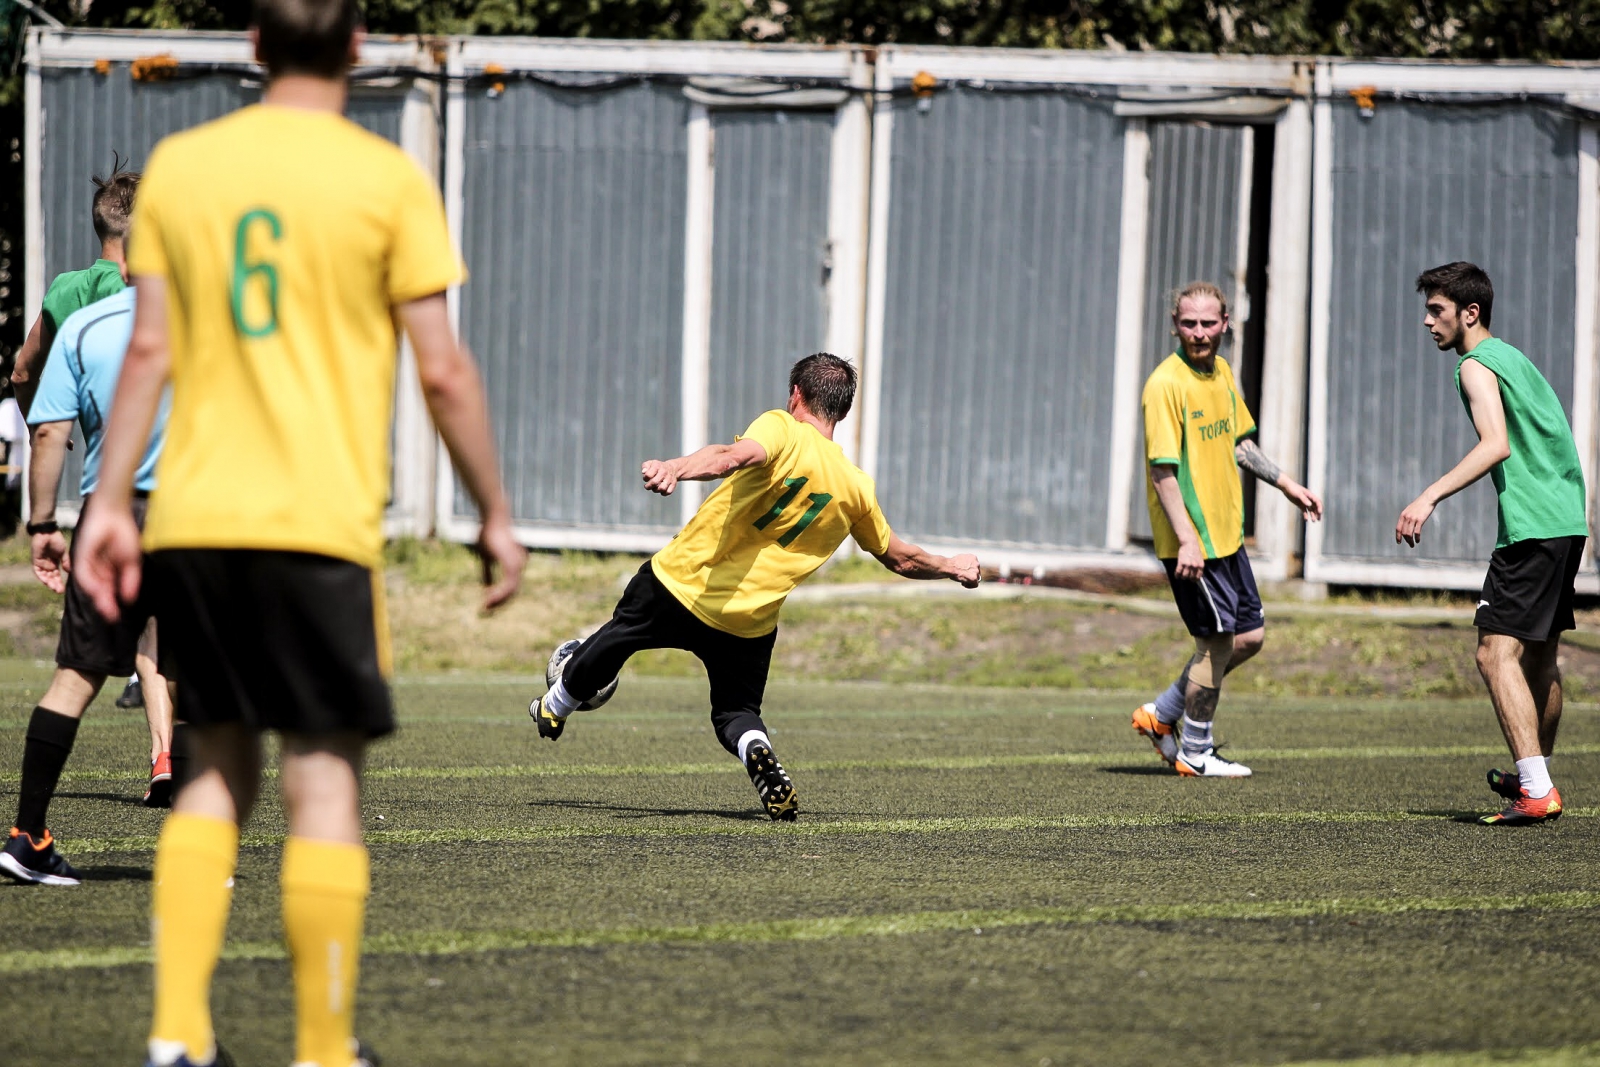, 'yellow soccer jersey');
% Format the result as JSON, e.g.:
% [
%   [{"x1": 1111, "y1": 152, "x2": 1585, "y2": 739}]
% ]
[
  {"x1": 1142, "y1": 352, "x2": 1256, "y2": 560},
  {"x1": 652, "y1": 410, "x2": 893, "y2": 637},
  {"x1": 127, "y1": 105, "x2": 465, "y2": 568}
]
